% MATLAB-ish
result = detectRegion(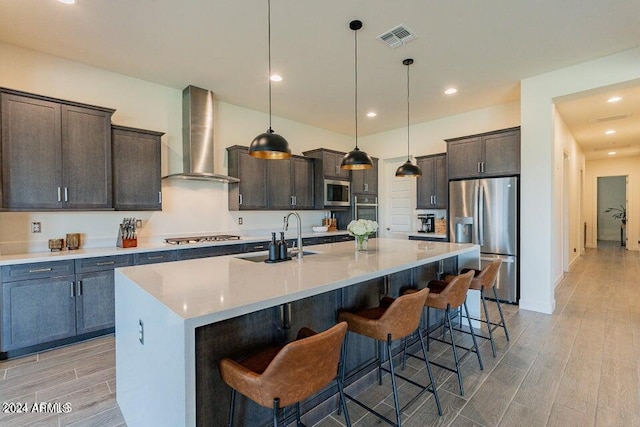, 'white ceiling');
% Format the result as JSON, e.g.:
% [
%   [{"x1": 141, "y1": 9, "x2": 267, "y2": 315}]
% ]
[
  {"x1": 1, "y1": 0, "x2": 640, "y2": 136},
  {"x1": 556, "y1": 82, "x2": 640, "y2": 161}
]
